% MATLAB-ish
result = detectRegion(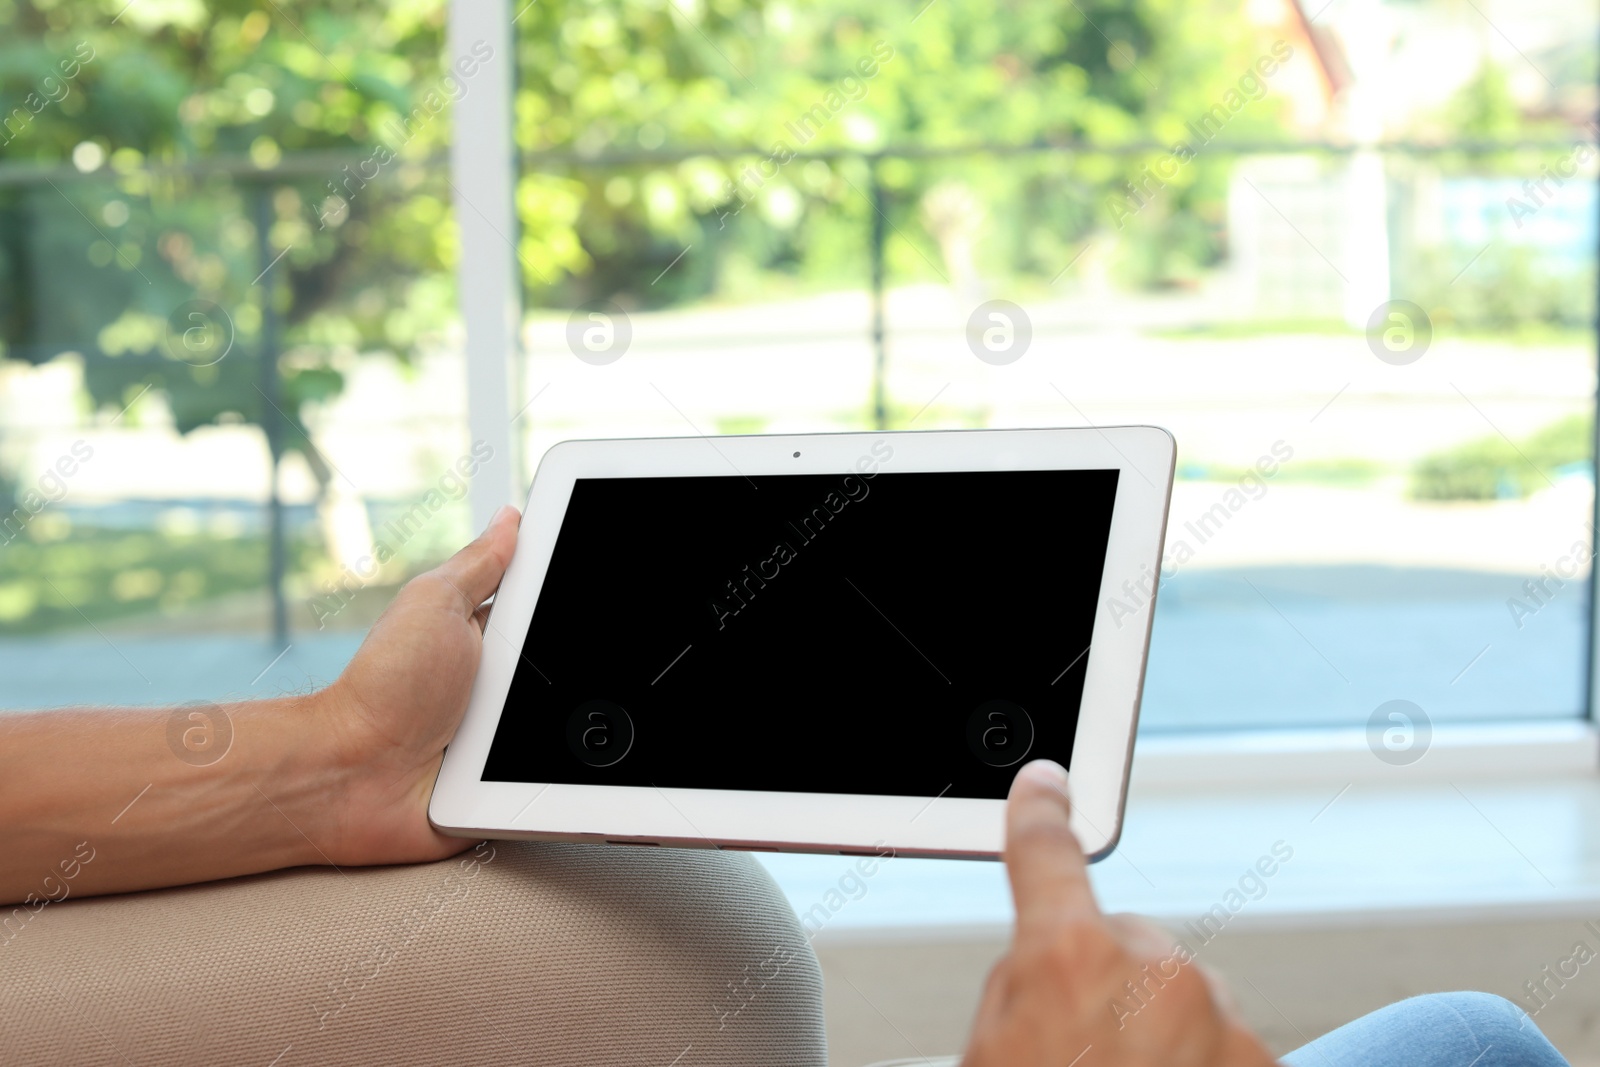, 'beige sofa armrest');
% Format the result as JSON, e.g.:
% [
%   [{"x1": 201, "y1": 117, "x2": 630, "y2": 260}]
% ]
[{"x1": 1, "y1": 842, "x2": 826, "y2": 1067}]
